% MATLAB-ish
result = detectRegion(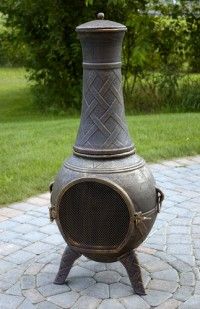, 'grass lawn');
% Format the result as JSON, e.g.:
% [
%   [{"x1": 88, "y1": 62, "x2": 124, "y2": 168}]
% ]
[{"x1": 0, "y1": 68, "x2": 200, "y2": 205}]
